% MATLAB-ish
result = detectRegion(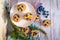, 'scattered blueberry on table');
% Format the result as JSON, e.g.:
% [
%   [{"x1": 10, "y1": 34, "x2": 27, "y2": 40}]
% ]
[
  {"x1": 36, "y1": 5, "x2": 49, "y2": 18},
  {"x1": 42, "y1": 11, "x2": 49, "y2": 18},
  {"x1": 37, "y1": 6, "x2": 45, "y2": 15}
]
